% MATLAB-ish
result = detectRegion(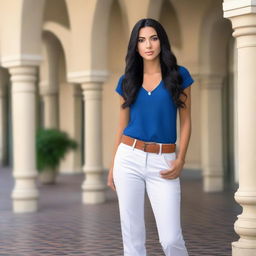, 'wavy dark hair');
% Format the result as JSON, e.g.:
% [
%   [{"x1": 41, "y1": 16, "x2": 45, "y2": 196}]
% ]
[{"x1": 120, "y1": 18, "x2": 187, "y2": 109}]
